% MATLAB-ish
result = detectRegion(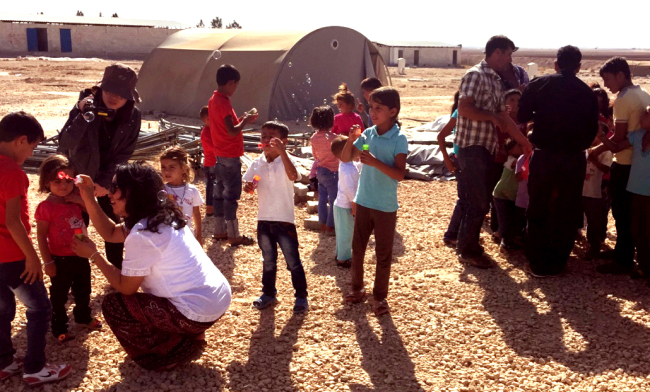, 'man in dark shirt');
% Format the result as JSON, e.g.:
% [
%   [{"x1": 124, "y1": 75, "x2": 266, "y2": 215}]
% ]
[{"x1": 518, "y1": 45, "x2": 598, "y2": 277}]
